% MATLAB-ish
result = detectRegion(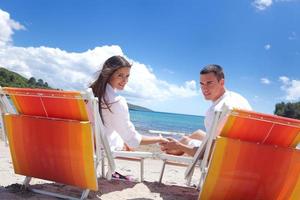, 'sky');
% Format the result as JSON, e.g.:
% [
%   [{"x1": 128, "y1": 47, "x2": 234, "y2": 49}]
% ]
[{"x1": 0, "y1": 0, "x2": 299, "y2": 116}]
